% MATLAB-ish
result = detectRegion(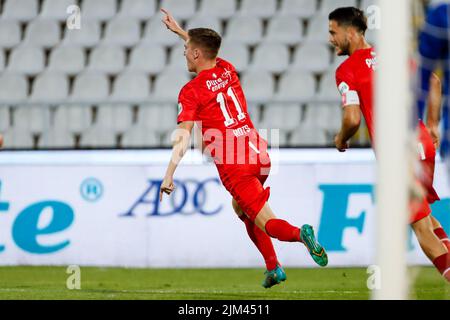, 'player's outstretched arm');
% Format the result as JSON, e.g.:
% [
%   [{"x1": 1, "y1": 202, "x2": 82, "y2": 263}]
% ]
[
  {"x1": 425, "y1": 73, "x2": 442, "y2": 149},
  {"x1": 160, "y1": 121, "x2": 194, "y2": 201},
  {"x1": 335, "y1": 105, "x2": 361, "y2": 152},
  {"x1": 160, "y1": 8, "x2": 188, "y2": 41}
]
